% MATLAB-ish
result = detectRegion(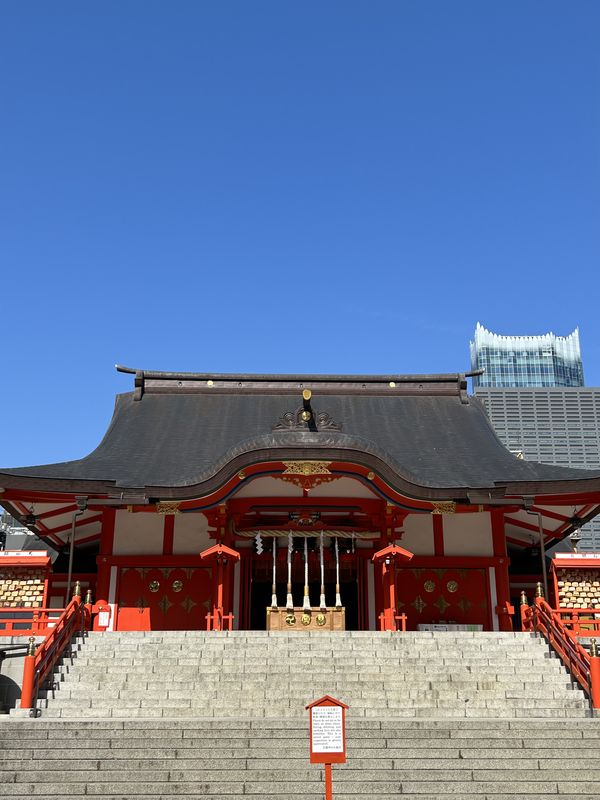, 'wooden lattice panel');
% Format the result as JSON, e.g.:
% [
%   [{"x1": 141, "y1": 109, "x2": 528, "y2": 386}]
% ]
[
  {"x1": 557, "y1": 568, "x2": 600, "y2": 609},
  {"x1": 0, "y1": 568, "x2": 45, "y2": 608}
]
